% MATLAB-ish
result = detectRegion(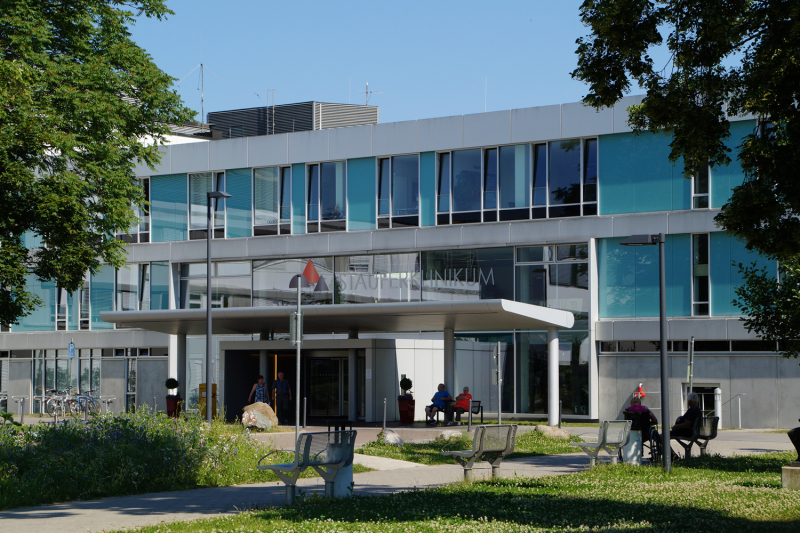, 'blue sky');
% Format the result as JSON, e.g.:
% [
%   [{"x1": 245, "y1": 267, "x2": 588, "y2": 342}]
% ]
[{"x1": 130, "y1": 0, "x2": 654, "y2": 124}]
